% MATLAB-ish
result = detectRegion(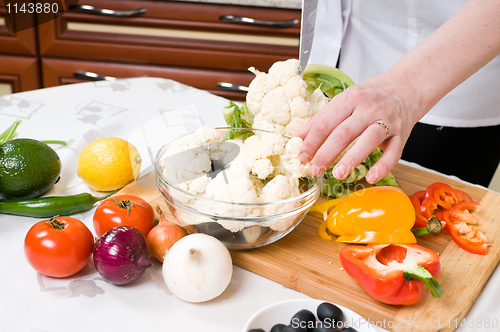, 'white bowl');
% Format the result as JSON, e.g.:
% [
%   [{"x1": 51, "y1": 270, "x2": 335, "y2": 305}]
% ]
[{"x1": 243, "y1": 299, "x2": 376, "y2": 332}]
